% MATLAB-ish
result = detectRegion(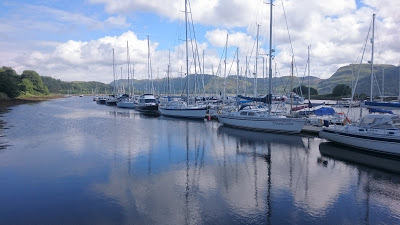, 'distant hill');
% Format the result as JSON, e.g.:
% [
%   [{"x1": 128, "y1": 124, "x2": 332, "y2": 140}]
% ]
[
  {"x1": 98, "y1": 64, "x2": 400, "y2": 97},
  {"x1": 112, "y1": 74, "x2": 322, "y2": 96},
  {"x1": 318, "y1": 64, "x2": 400, "y2": 96}
]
